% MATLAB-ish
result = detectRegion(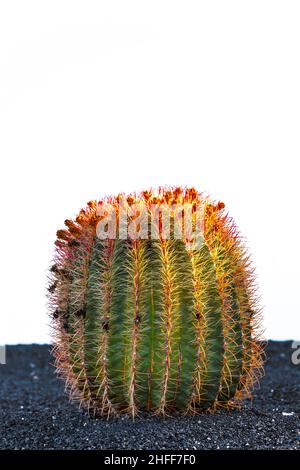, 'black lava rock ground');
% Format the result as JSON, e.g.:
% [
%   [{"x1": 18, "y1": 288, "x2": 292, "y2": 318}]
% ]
[{"x1": 0, "y1": 341, "x2": 299, "y2": 450}]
